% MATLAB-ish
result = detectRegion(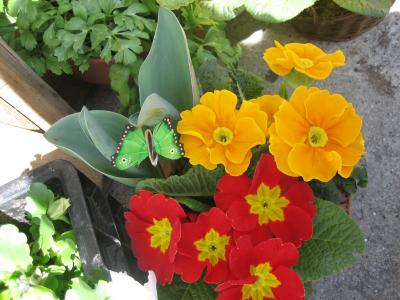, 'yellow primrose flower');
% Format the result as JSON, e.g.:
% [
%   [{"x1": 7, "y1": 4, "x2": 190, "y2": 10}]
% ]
[
  {"x1": 263, "y1": 41, "x2": 346, "y2": 80},
  {"x1": 269, "y1": 86, "x2": 365, "y2": 182},
  {"x1": 250, "y1": 95, "x2": 285, "y2": 136},
  {"x1": 177, "y1": 90, "x2": 267, "y2": 176}
]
